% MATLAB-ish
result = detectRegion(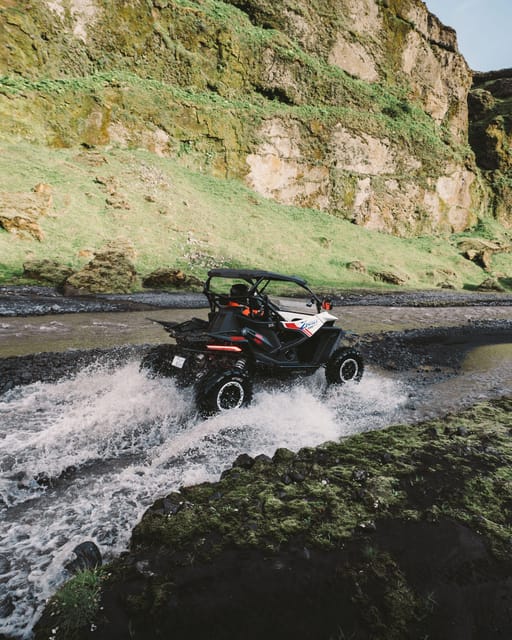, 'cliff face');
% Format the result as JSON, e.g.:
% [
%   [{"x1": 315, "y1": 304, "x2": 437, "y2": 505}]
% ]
[
  {"x1": 469, "y1": 69, "x2": 512, "y2": 228},
  {"x1": 0, "y1": 0, "x2": 491, "y2": 235}
]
